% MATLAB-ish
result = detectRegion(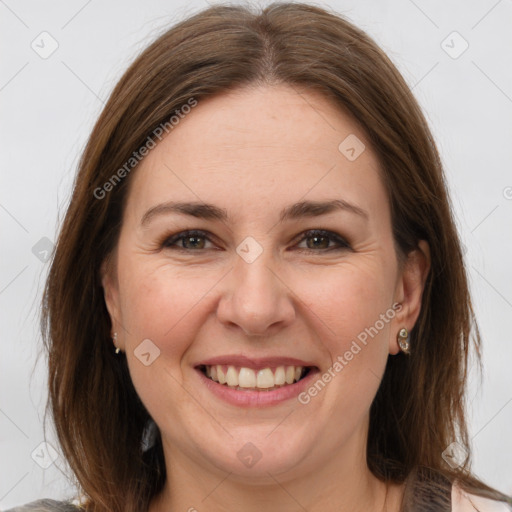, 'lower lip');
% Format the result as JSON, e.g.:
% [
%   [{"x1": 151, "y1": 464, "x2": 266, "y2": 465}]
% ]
[{"x1": 195, "y1": 367, "x2": 320, "y2": 407}]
